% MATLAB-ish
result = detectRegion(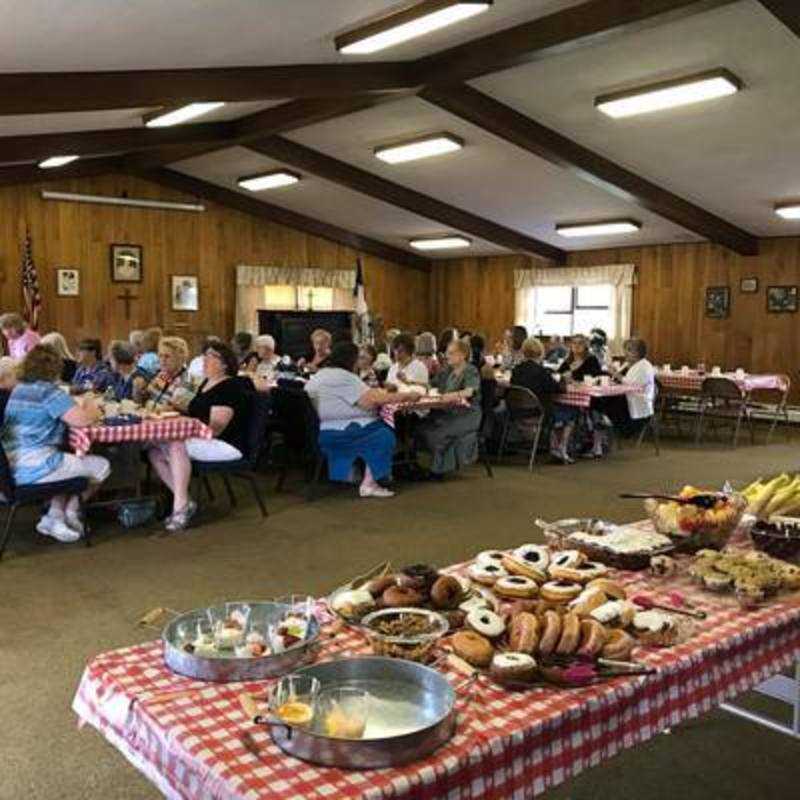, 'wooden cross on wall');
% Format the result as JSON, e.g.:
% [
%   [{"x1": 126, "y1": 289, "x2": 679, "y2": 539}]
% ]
[{"x1": 117, "y1": 287, "x2": 137, "y2": 320}]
